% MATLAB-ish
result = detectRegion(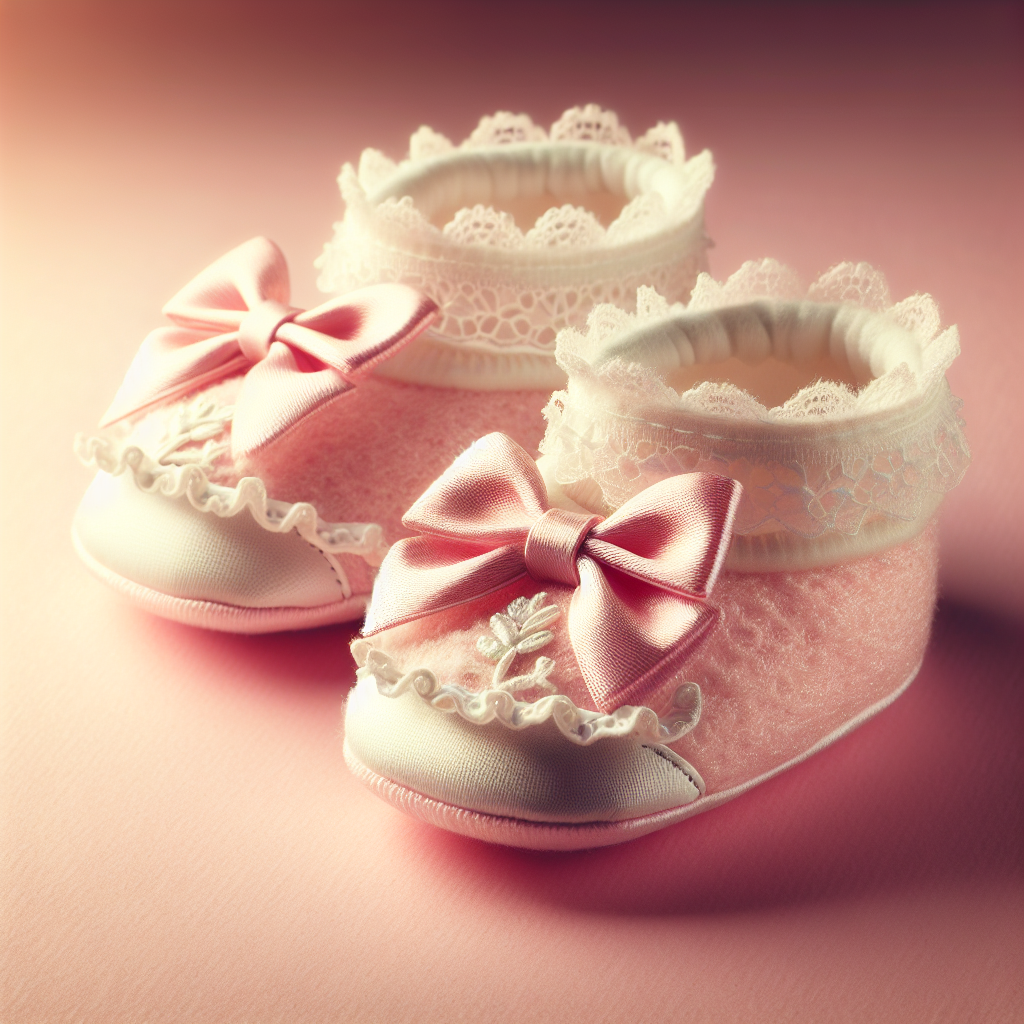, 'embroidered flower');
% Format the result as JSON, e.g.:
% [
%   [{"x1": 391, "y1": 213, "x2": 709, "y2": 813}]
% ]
[{"x1": 476, "y1": 592, "x2": 560, "y2": 694}]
